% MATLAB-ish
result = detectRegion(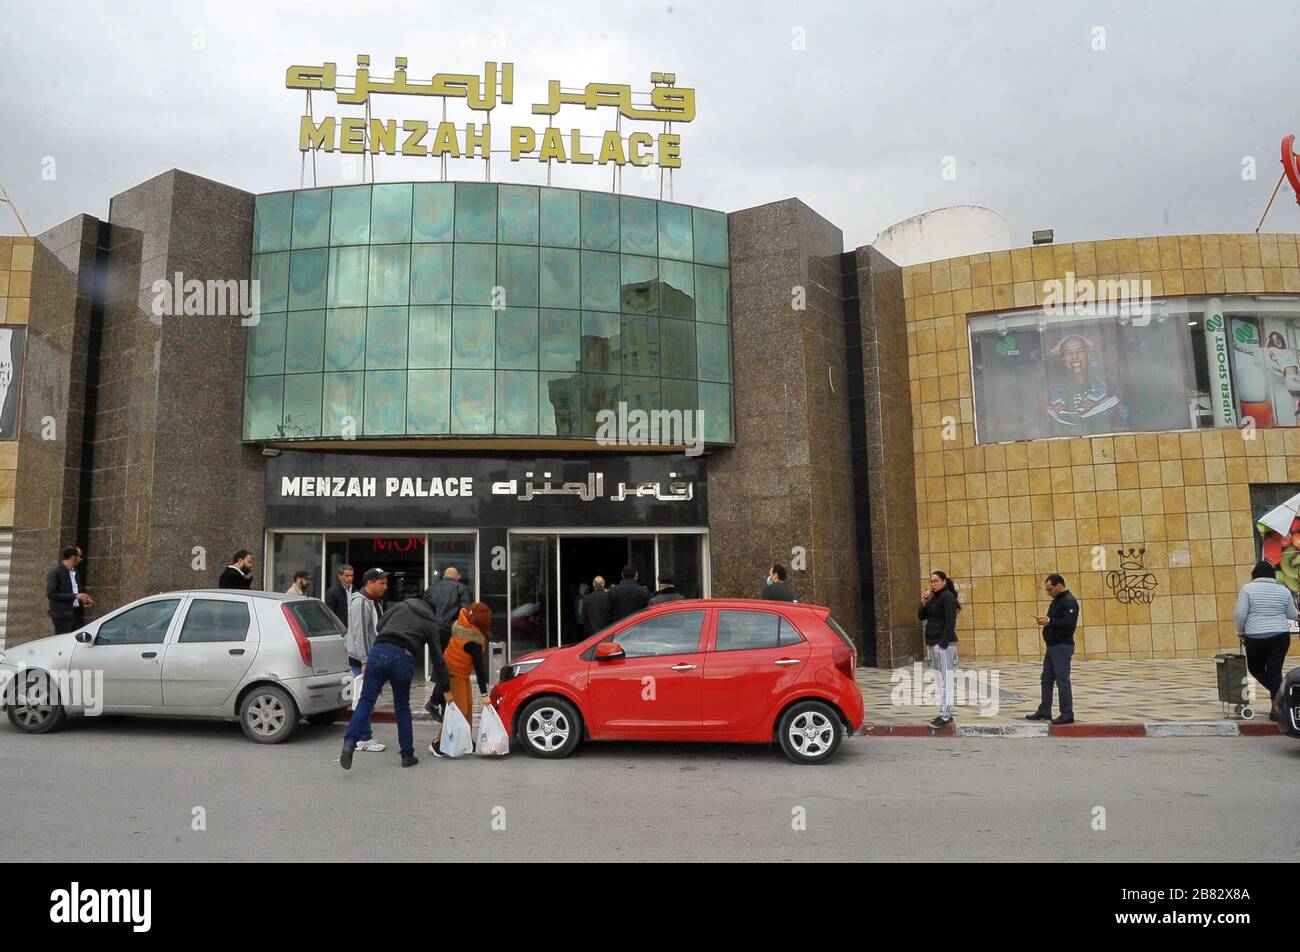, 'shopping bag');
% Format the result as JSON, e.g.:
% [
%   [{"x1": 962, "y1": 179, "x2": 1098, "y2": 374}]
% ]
[
  {"x1": 440, "y1": 702, "x2": 474, "y2": 758},
  {"x1": 349, "y1": 674, "x2": 364, "y2": 711},
  {"x1": 475, "y1": 703, "x2": 510, "y2": 756}
]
